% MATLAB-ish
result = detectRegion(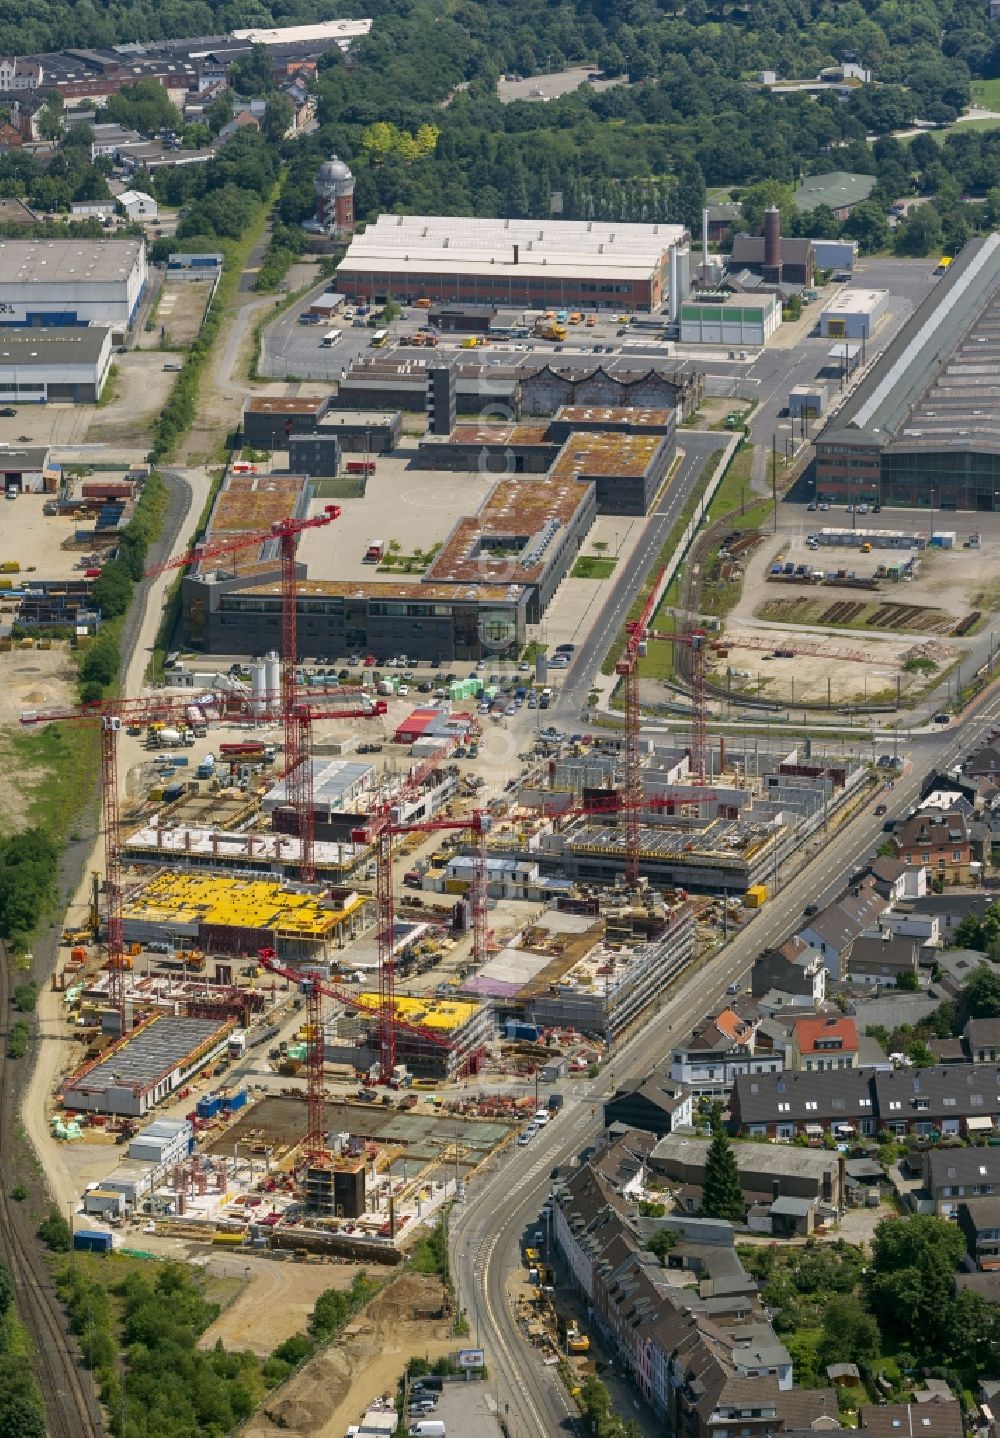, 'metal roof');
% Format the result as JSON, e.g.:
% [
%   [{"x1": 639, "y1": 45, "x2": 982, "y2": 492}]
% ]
[
  {"x1": 0, "y1": 237, "x2": 144, "y2": 285},
  {"x1": 0, "y1": 326, "x2": 110, "y2": 366},
  {"x1": 821, "y1": 234, "x2": 1000, "y2": 449}
]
